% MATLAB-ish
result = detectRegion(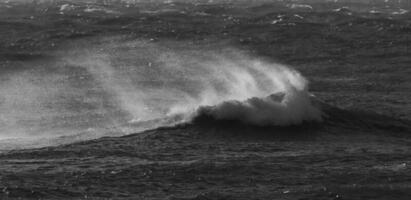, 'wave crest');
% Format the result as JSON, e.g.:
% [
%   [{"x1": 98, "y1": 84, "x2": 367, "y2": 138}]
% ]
[{"x1": 191, "y1": 89, "x2": 322, "y2": 126}]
